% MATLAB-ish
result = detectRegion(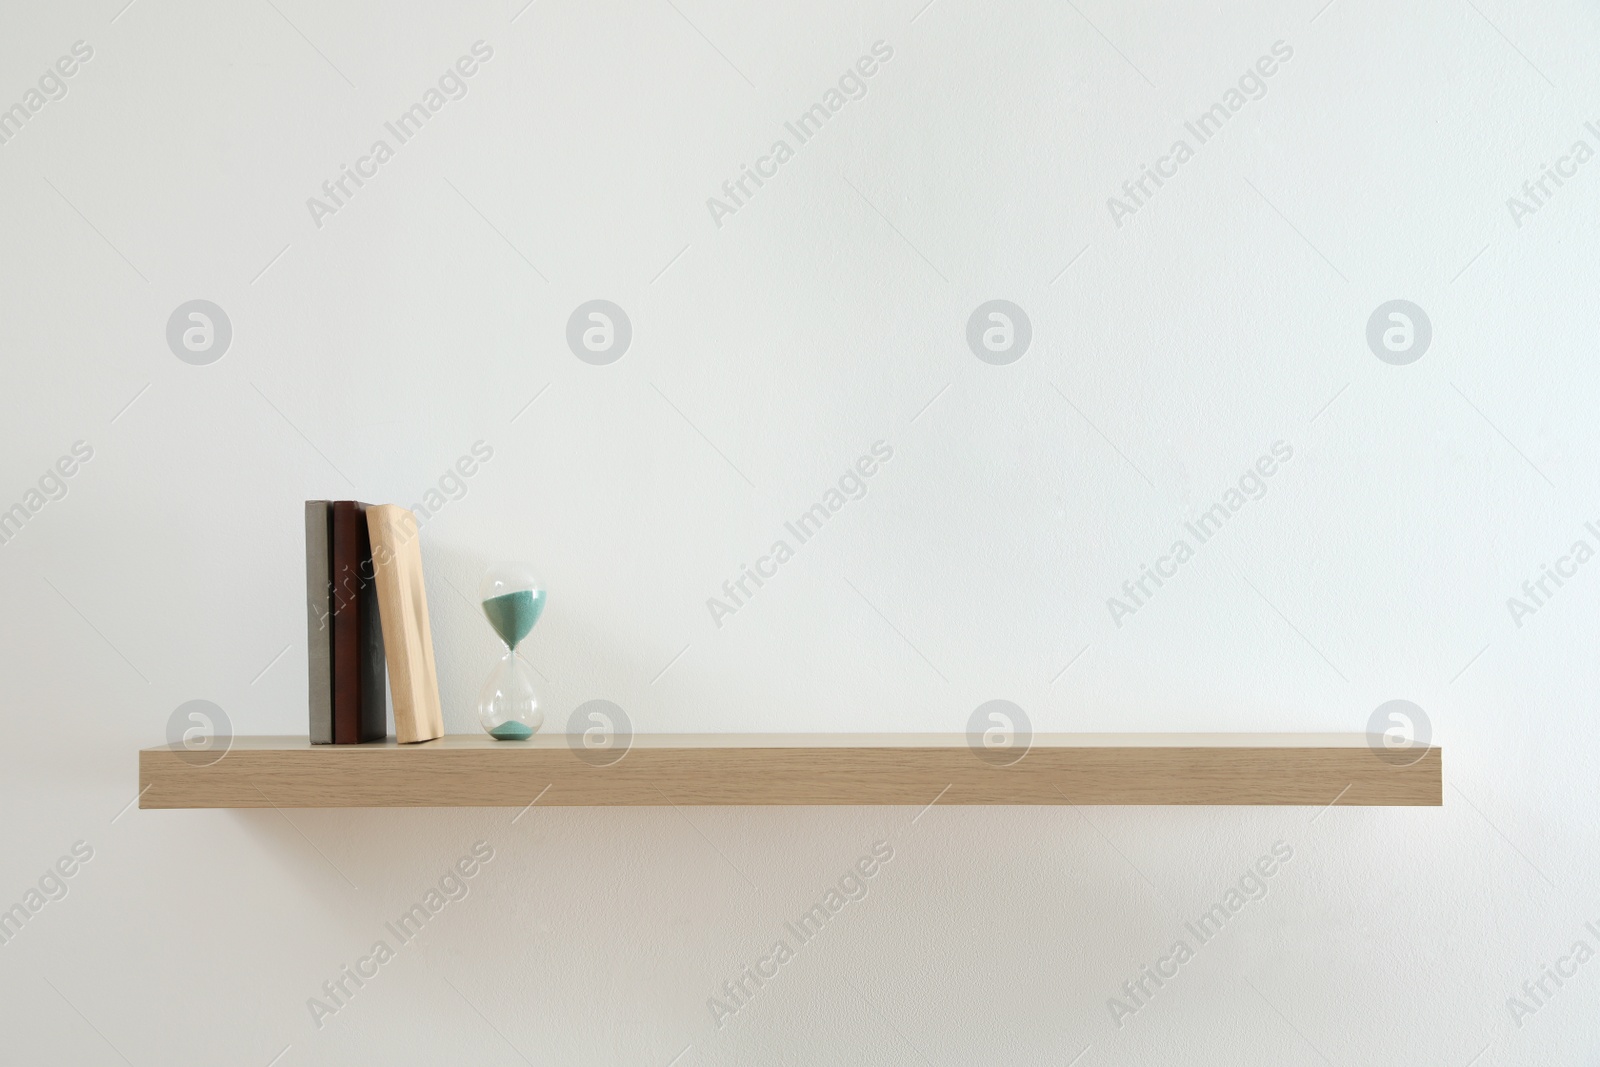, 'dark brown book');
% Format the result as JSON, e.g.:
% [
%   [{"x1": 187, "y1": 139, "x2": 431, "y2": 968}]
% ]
[{"x1": 330, "y1": 501, "x2": 387, "y2": 743}]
